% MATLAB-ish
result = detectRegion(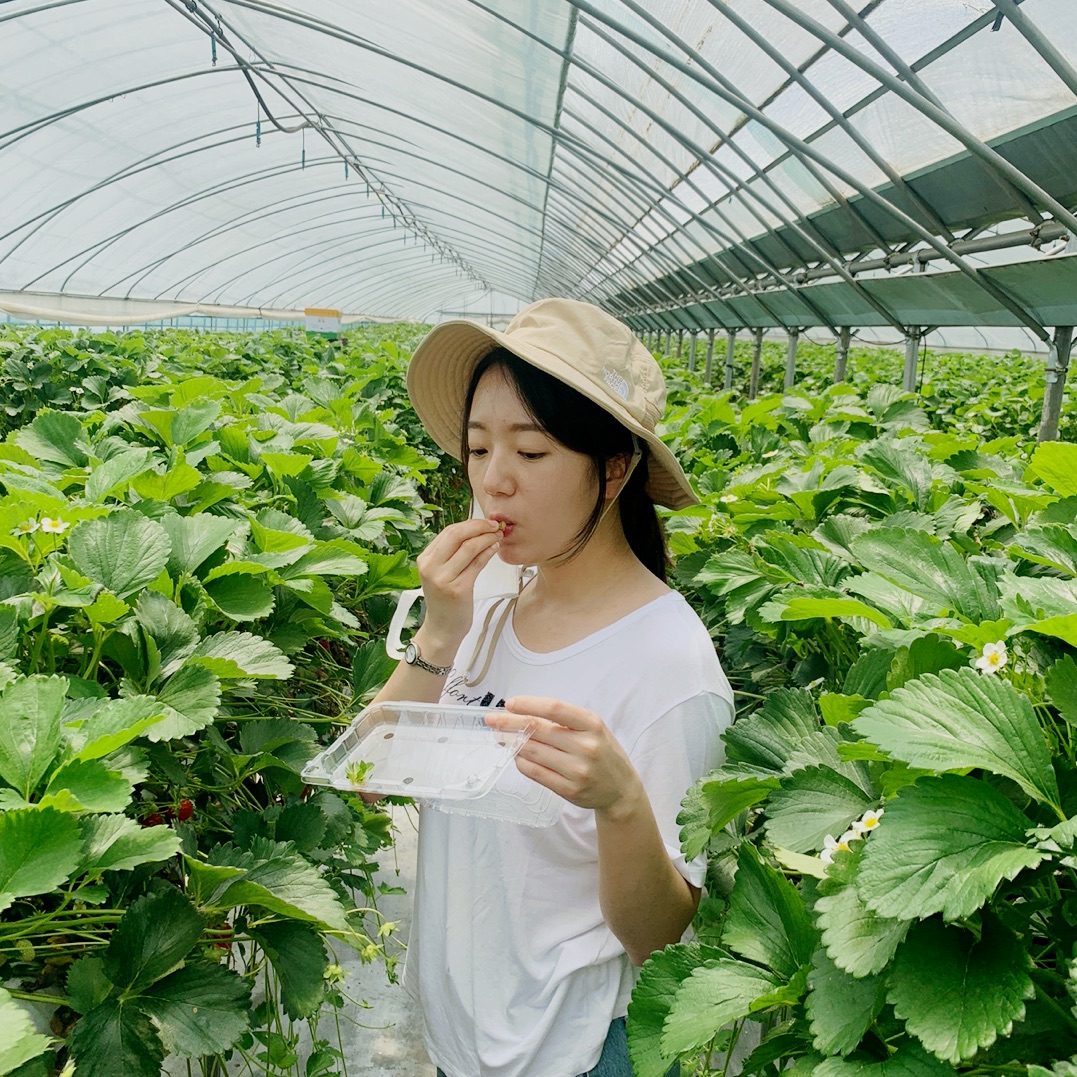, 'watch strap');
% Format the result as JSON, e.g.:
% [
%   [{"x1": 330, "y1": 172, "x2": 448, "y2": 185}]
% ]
[{"x1": 405, "y1": 642, "x2": 452, "y2": 676}]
